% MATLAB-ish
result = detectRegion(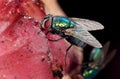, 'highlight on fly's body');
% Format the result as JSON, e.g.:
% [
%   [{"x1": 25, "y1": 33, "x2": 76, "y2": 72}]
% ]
[{"x1": 40, "y1": 14, "x2": 104, "y2": 48}]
